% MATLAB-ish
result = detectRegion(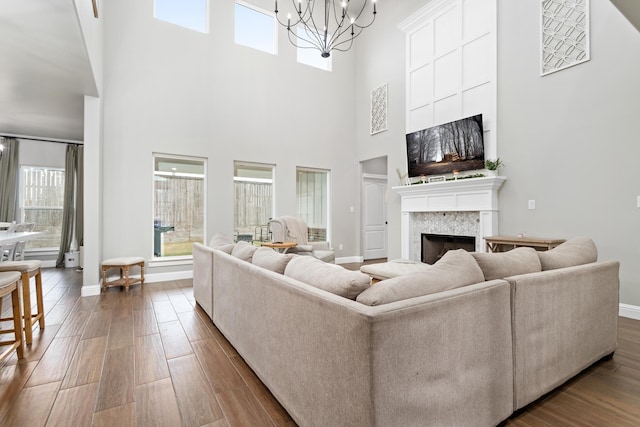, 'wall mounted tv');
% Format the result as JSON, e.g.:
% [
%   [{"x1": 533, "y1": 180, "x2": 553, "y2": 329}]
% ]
[{"x1": 406, "y1": 114, "x2": 484, "y2": 177}]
